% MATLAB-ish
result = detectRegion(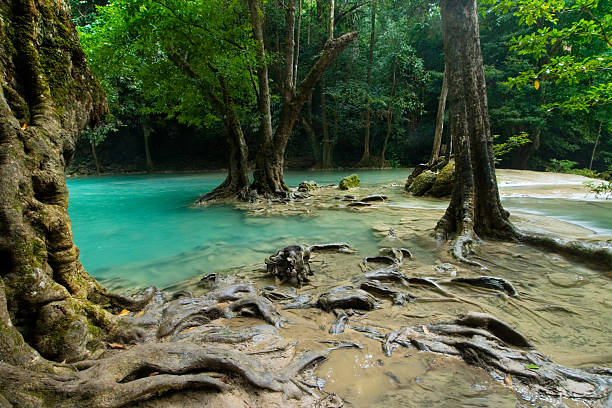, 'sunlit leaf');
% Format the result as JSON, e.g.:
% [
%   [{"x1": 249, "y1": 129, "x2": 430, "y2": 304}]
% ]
[{"x1": 534, "y1": 80, "x2": 540, "y2": 90}]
